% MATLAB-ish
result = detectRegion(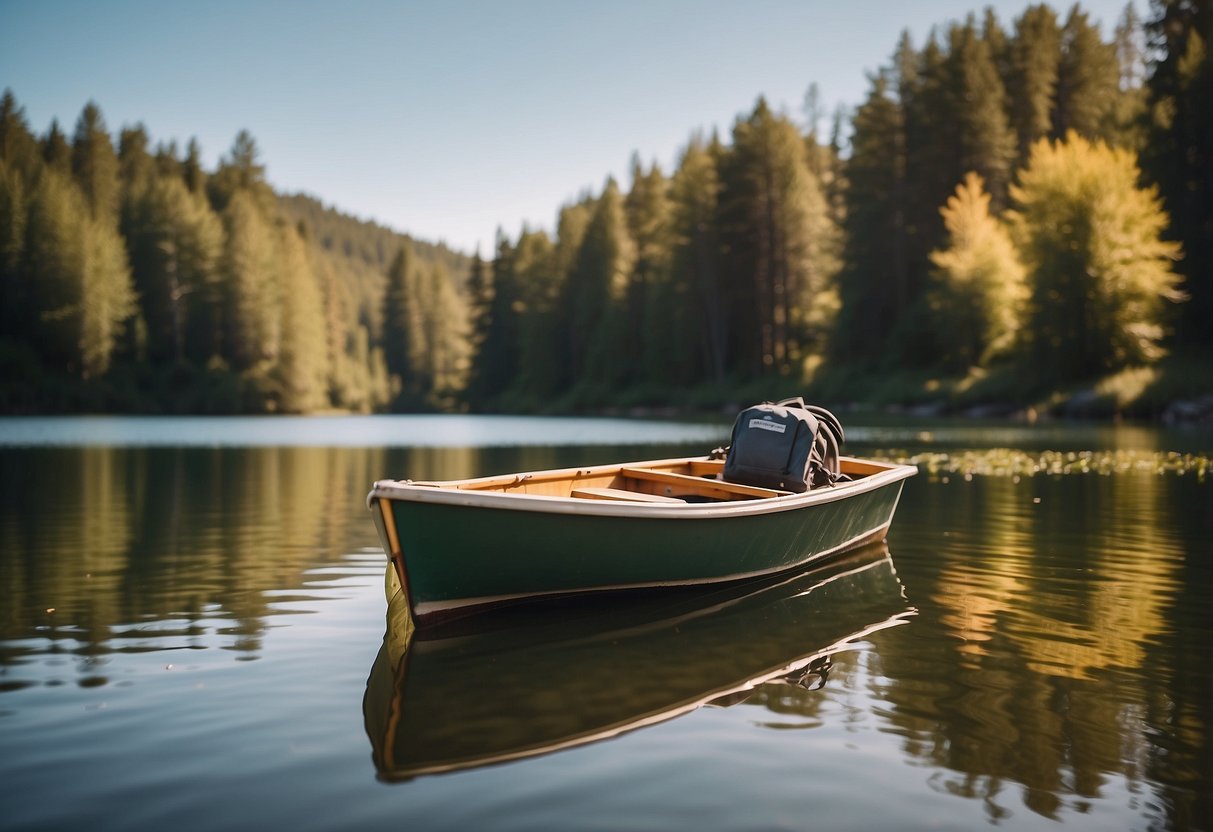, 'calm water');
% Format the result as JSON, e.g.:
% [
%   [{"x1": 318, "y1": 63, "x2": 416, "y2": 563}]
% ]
[{"x1": 1, "y1": 415, "x2": 1210, "y2": 831}]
